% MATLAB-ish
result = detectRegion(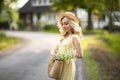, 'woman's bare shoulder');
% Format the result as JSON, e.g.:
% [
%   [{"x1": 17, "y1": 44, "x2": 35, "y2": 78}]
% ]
[{"x1": 71, "y1": 34, "x2": 80, "y2": 40}]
